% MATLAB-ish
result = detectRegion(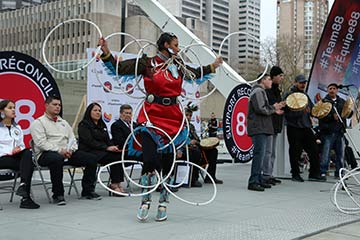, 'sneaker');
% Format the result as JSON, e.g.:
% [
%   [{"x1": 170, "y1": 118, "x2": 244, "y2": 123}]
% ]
[
  {"x1": 292, "y1": 175, "x2": 304, "y2": 182},
  {"x1": 271, "y1": 177, "x2": 282, "y2": 184},
  {"x1": 137, "y1": 201, "x2": 150, "y2": 221},
  {"x1": 53, "y1": 195, "x2": 66, "y2": 206},
  {"x1": 155, "y1": 205, "x2": 167, "y2": 222},
  {"x1": 16, "y1": 183, "x2": 28, "y2": 198},
  {"x1": 81, "y1": 192, "x2": 102, "y2": 200},
  {"x1": 260, "y1": 183, "x2": 272, "y2": 188},
  {"x1": 247, "y1": 183, "x2": 265, "y2": 192},
  {"x1": 265, "y1": 179, "x2": 276, "y2": 186},
  {"x1": 20, "y1": 198, "x2": 40, "y2": 209},
  {"x1": 191, "y1": 180, "x2": 202, "y2": 188},
  {"x1": 308, "y1": 174, "x2": 326, "y2": 182},
  {"x1": 204, "y1": 177, "x2": 223, "y2": 184}
]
